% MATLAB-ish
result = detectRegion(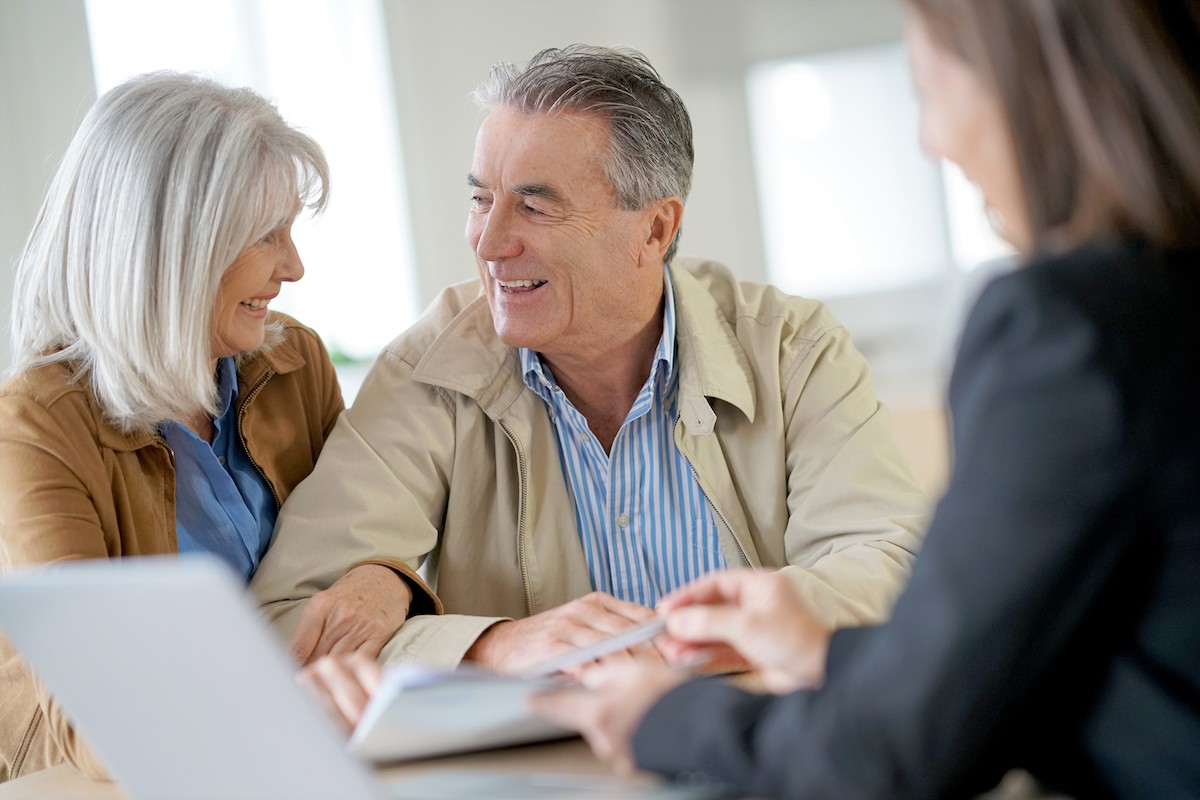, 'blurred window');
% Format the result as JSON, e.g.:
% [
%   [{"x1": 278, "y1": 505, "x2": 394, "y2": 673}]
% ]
[
  {"x1": 85, "y1": 0, "x2": 416, "y2": 397},
  {"x1": 746, "y1": 42, "x2": 1014, "y2": 394}
]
